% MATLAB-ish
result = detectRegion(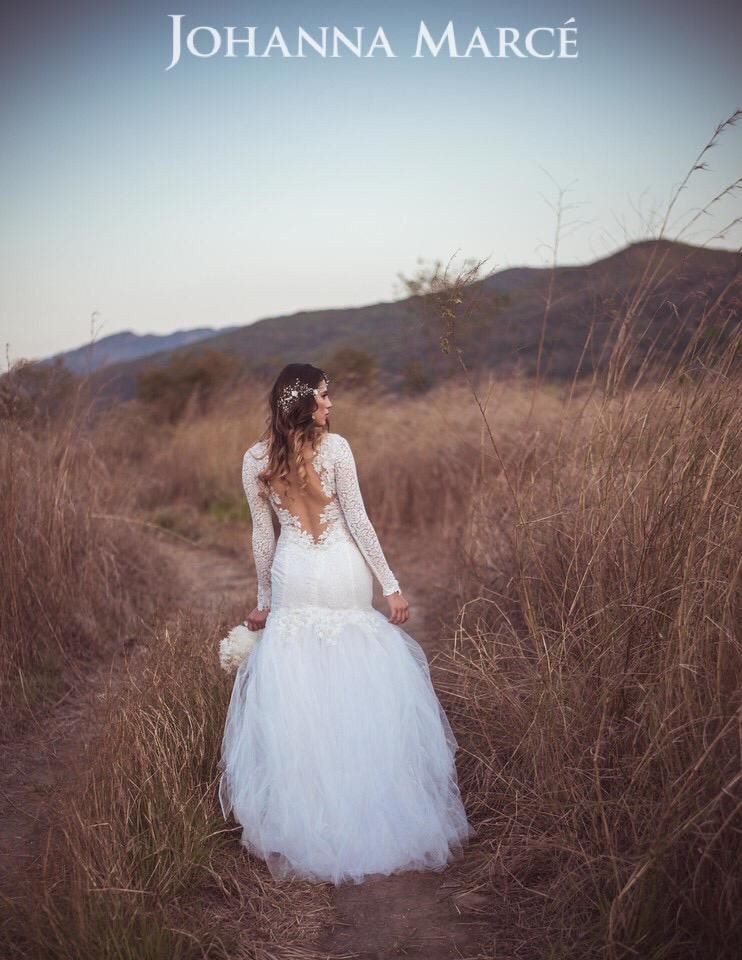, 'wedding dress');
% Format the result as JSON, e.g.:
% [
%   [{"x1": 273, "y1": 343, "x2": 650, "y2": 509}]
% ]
[{"x1": 218, "y1": 430, "x2": 474, "y2": 885}]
